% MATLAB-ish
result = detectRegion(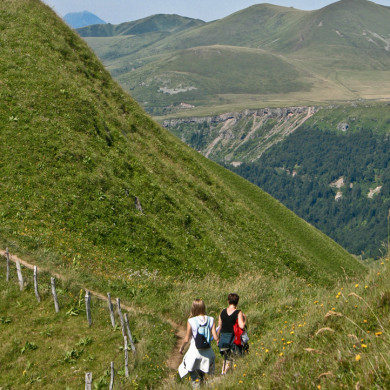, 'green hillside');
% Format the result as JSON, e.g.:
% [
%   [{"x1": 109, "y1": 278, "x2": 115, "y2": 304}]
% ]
[
  {"x1": 116, "y1": 45, "x2": 312, "y2": 114},
  {"x1": 0, "y1": 0, "x2": 364, "y2": 303},
  {"x1": 77, "y1": 14, "x2": 205, "y2": 37},
  {"x1": 81, "y1": 0, "x2": 390, "y2": 115}
]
